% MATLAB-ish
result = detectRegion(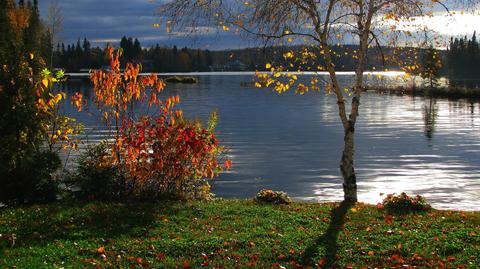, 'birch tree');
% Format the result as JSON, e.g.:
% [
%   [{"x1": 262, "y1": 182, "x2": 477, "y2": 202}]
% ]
[
  {"x1": 46, "y1": 0, "x2": 63, "y2": 68},
  {"x1": 161, "y1": 0, "x2": 467, "y2": 201}
]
